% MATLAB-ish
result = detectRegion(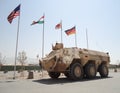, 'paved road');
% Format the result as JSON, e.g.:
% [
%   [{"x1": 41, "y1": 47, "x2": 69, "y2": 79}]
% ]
[{"x1": 0, "y1": 71, "x2": 120, "y2": 93}]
